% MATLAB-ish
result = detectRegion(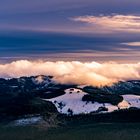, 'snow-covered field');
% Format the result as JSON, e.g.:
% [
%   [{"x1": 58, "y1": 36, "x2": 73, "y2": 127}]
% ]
[
  {"x1": 123, "y1": 95, "x2": 140, "y2": 109},
  {"x1": 45, "y1": 88, "x2": 140, "y2": 115},
  {"x1": 47, "y1": 88, "x2": 104, "y2": 115}
]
